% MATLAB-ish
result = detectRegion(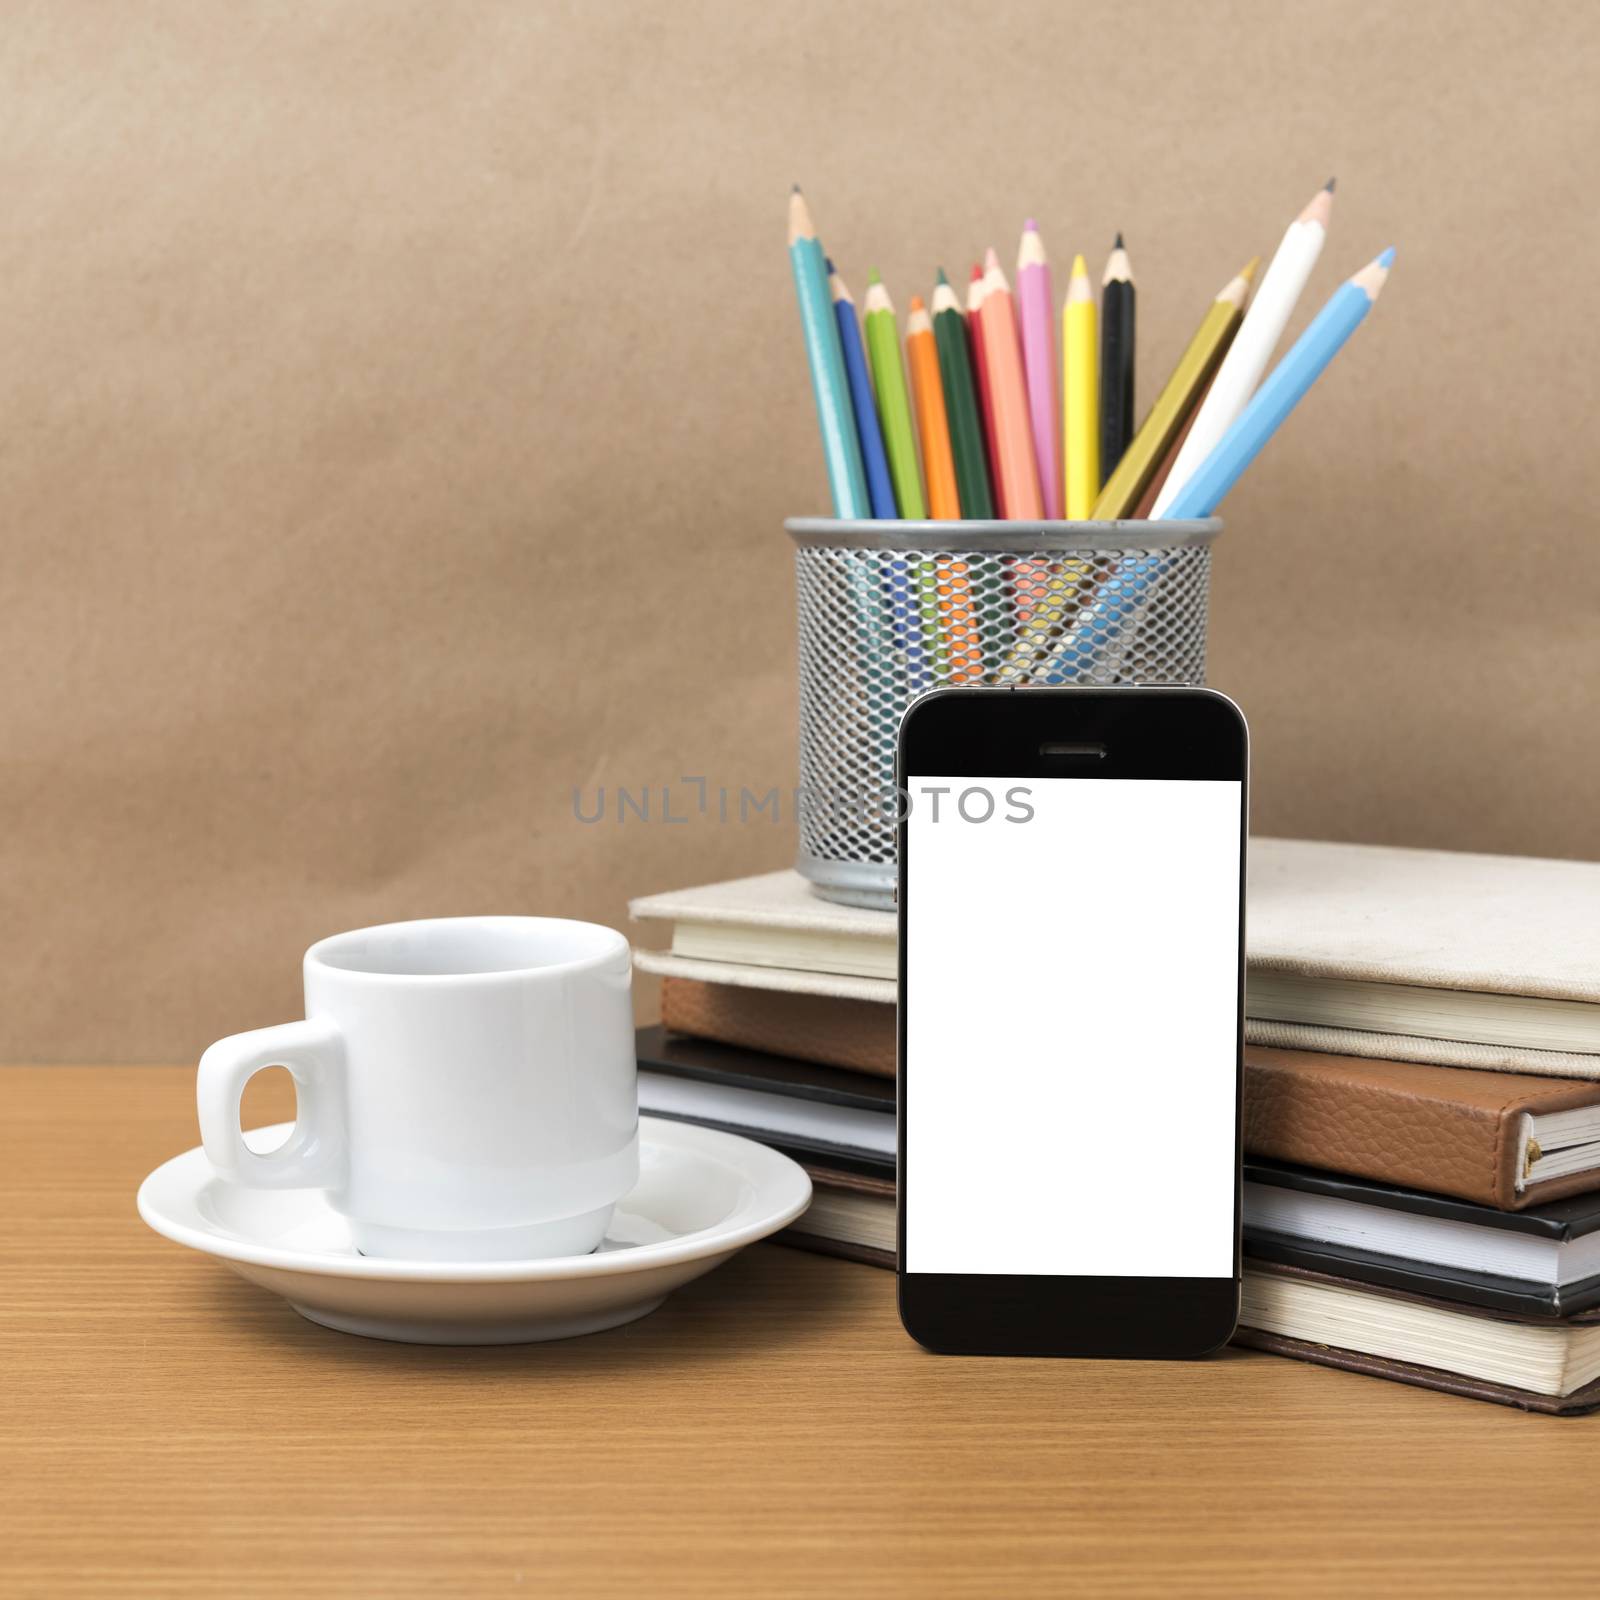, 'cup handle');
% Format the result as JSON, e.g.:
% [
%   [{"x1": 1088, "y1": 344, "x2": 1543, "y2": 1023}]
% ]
[{"x1": 197, "y1": 1019, "x2": 346, "y2": 1190}]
